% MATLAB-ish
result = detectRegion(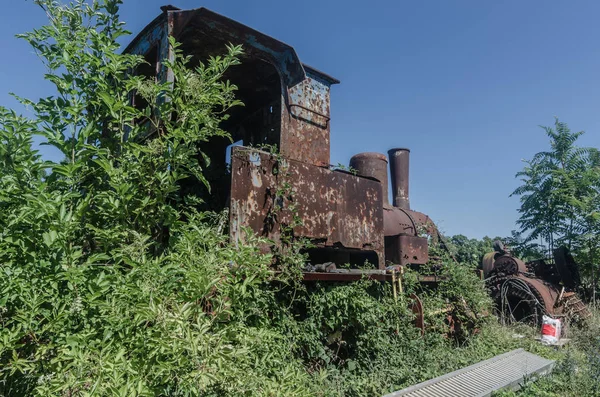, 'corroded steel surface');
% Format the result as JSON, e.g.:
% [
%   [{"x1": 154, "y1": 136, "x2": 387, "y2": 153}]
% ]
[
  {"x1": 559, "y1": 292, "x2": 591, "y2": 320},
  {"x1": 487, "y1": 275, "x2": 557, "y2": 324},
  {"x1": 126, "y1": 7, "x2": 338, "y2": 168},
  {"x1": 388, "y1": 148, "x2": 411, "y2": 210},
  {"x1": 382, "y1": 204, "x2": 434, "y2": 266},
  {"x1": 484, "y1": 249, "x2": 590, "y2": 324},
  {"x1": 516, "y1": 275, "x2": 560, "y2": 316},
  {"x1": 230, "y1": 147, "x2": 384, "y2": 267},
  {"x1": 493, "y1": 255, "x2": 527, "y2": 276},
  {"x1": 385, "y1": 235, "x2": 429, "y2": 266},
  {"x1": 383, "y1": 205, "x2": 437, "y2": 237},
  {"x1": 383, "y1": 204, "x2": 417, "y2": 236},
  {"x1": 349, "y1": 152, "x2": 389, "y2": 203},
  {"x1": 282, "y1": 69, "x2": 335, "y2": 167}
]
